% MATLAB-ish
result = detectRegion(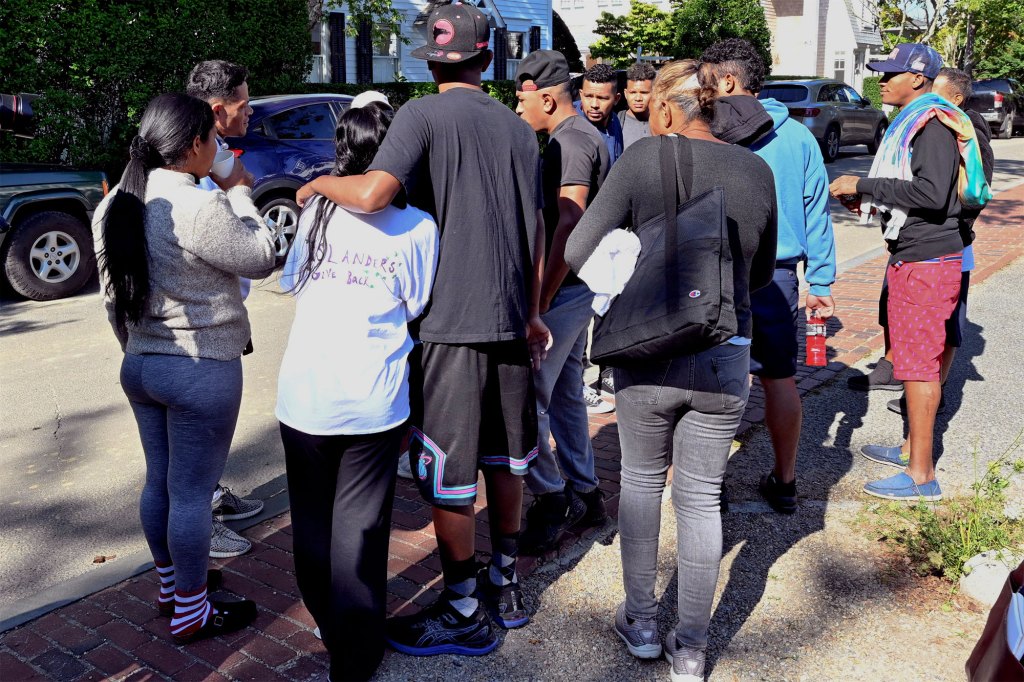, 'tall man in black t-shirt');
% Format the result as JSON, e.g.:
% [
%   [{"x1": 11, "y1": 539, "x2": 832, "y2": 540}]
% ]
[
  {"x1": 296, "y1": 2, "x2": 551, "y2": 657},
  {"x1": 830, "y1": 44, "x2": 968, "y2": 502},
  {"x1": 512, "y1": 51, "x2": 610, "y2": 556}
]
